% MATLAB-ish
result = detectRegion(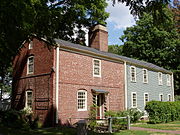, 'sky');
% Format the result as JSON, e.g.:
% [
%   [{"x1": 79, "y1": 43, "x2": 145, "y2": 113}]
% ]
[{"x1": 106, "y1": 0, "x2": 136, "y2": 45}]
